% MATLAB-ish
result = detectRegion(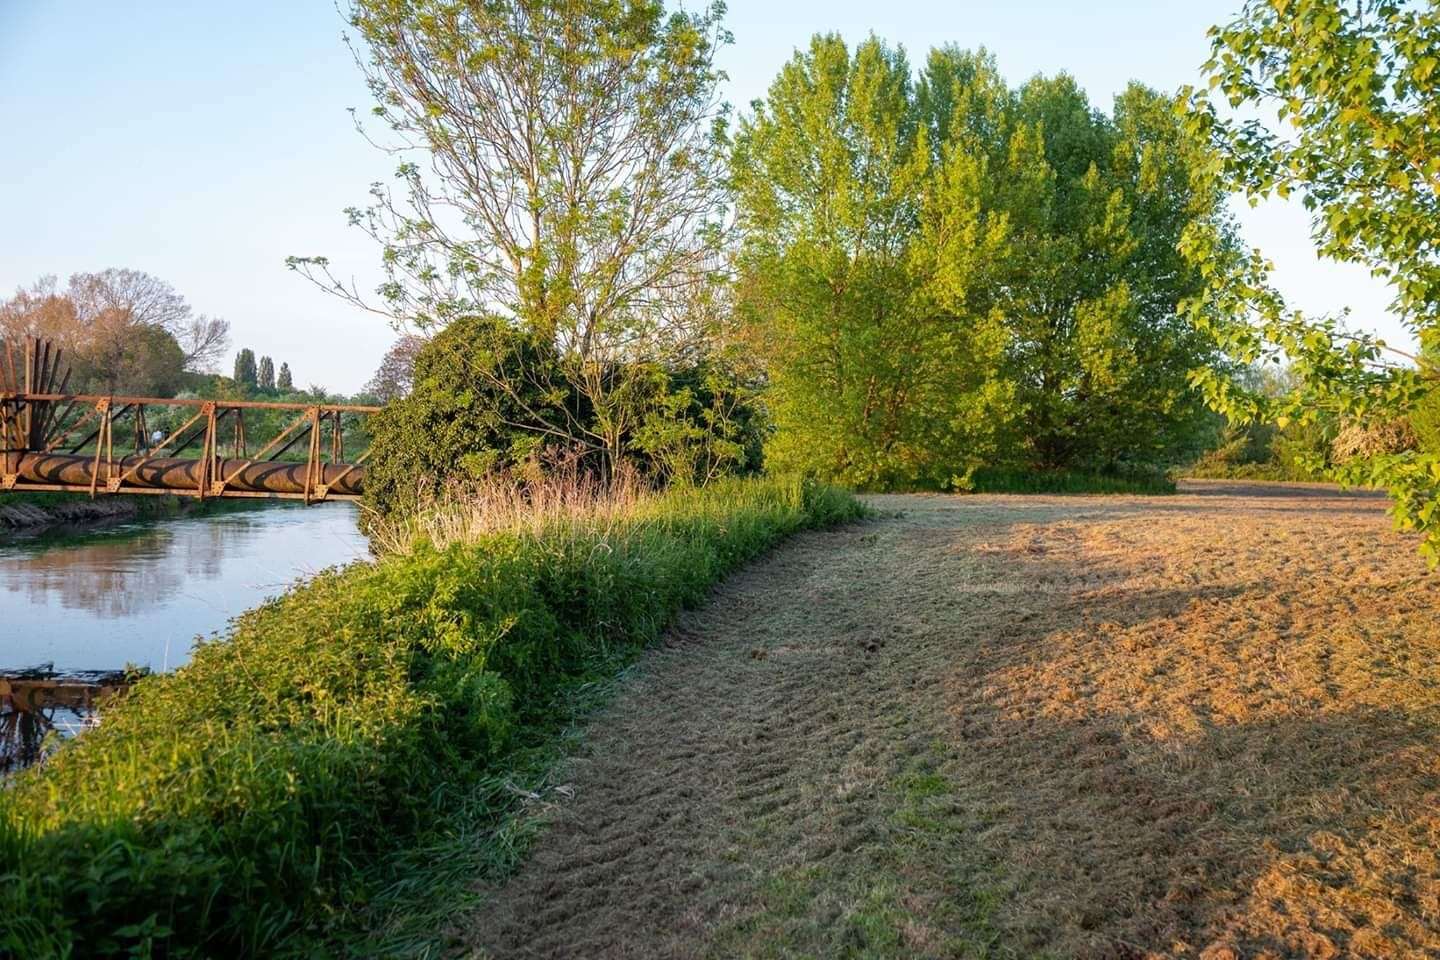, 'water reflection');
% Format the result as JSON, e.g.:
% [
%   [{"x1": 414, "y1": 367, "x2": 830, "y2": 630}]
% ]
[{"x1": 0, "y1": 503, "x2": 371, "y2": 672}]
